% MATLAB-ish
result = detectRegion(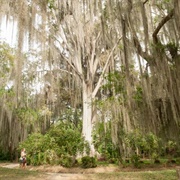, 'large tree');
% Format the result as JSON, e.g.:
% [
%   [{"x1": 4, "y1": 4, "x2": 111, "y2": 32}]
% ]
[
  {"x1": 48, "y1": 0, "x2": 122, "y2": 154},
  {"x1": 0, "y1": 0, "x2": 179, "y2": 159}
]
